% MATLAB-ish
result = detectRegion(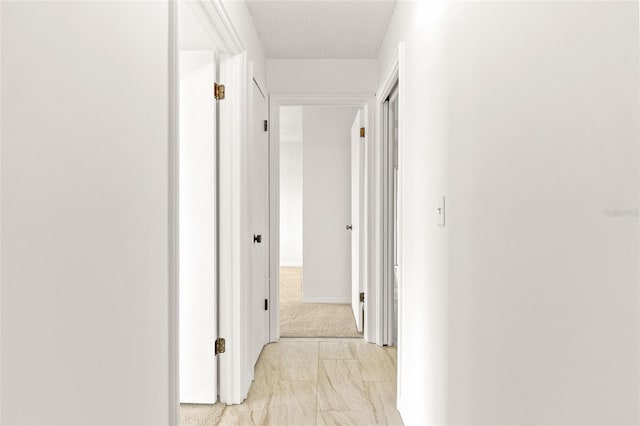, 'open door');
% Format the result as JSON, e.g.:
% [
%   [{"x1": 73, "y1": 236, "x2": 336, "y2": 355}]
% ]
[
  {"x1": 218, "y1": 52, "x2": 254, "y2": 404},
  {"x1": 351, "y1": 110, "x2": 364, "y2": 332},
  {"x1": 248, "y1": 76, "x2": 270, "y2": 370},
  {"x1": 178, "y1": 51, "x2": 217, "y2": 403}
]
